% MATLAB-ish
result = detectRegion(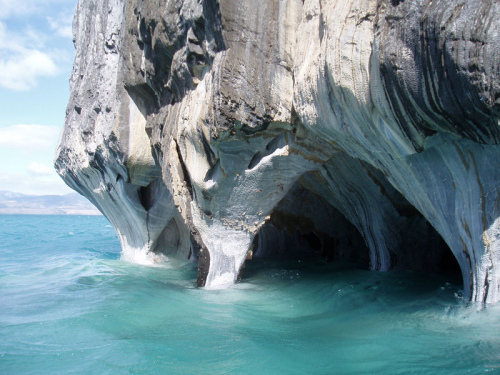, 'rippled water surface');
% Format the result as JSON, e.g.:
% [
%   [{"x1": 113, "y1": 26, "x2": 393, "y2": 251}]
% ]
[{"x1": 1, "y1": 215, "x2": 500, "y2": 374}]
